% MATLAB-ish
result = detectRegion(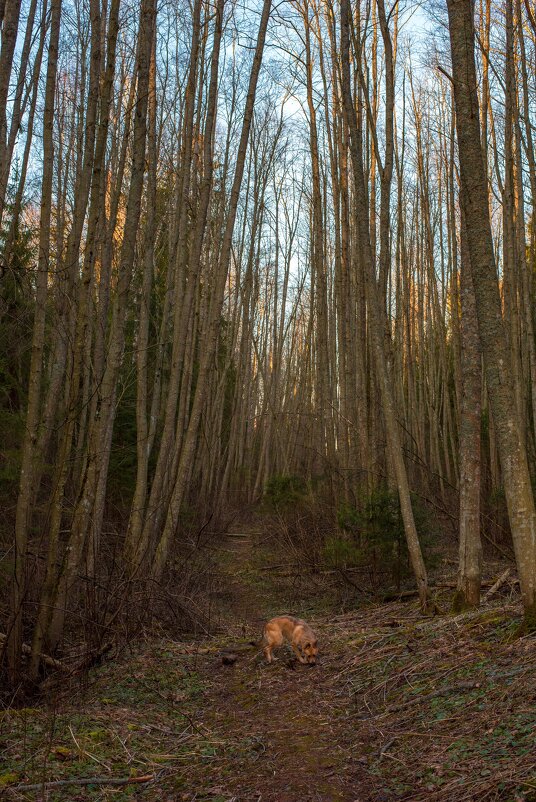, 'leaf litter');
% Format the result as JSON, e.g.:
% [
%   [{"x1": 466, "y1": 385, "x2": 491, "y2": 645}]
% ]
[{"x1": 1, "y1": 541, "x2": 535, "y2": 801}]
